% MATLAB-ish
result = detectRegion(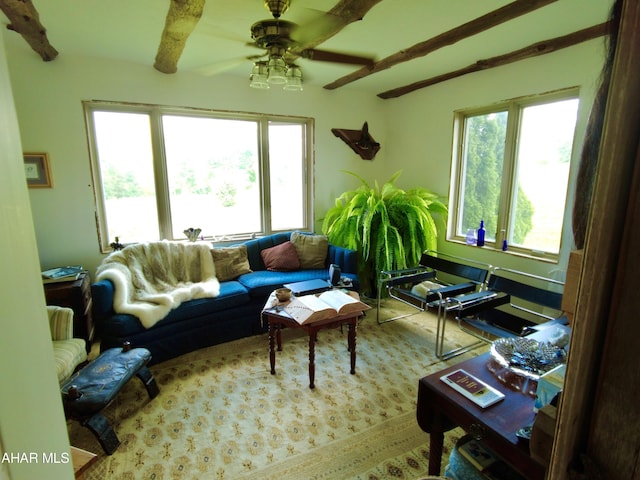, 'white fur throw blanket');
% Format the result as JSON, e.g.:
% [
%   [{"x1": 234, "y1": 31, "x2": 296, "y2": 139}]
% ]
[{"x1": 96, "y1": 241, "x2": 220, "y2": 329}]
